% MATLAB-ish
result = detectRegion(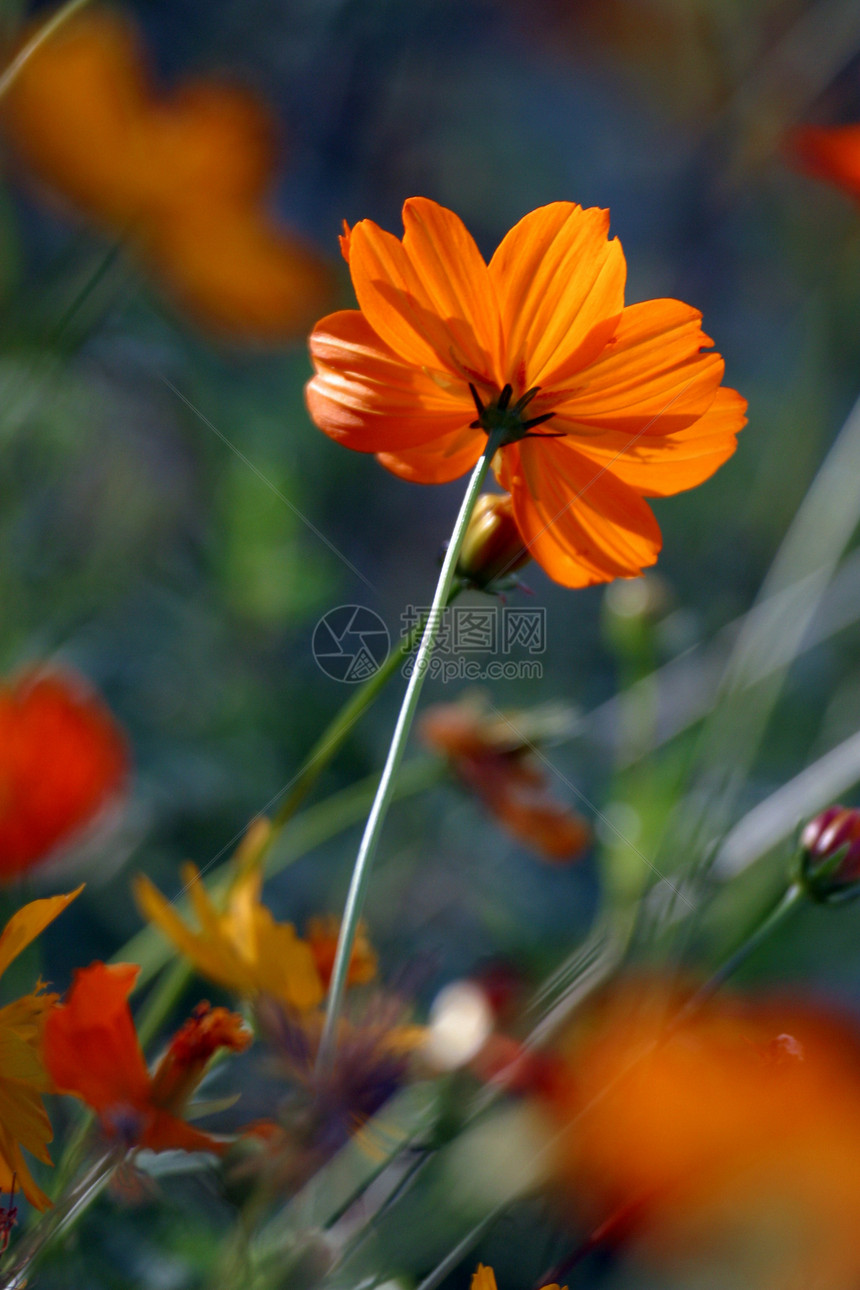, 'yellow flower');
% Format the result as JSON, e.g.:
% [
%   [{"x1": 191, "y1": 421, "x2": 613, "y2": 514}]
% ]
[
  {"x1": 0, "y1": 886, "x2": 83, "y2": 1209},
  {"x1": 135, "y1": 863, "x2": 324, "y2": 1012},
  {"x1": 471, "y1": 1266, "x2": 563, "y2": 1290}
]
